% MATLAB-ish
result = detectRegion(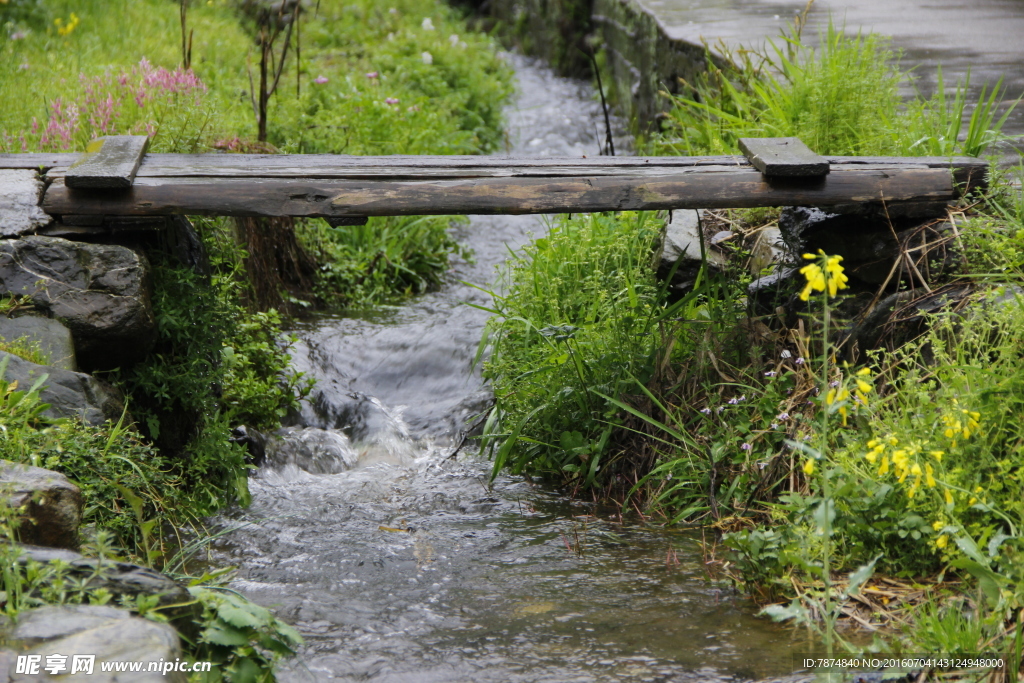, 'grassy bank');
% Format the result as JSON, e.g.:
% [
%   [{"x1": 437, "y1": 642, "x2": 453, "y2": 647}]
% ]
[
  {"x1": 1, "y1": 0, "x2": 512, "y2": 677},
  {"x1": 482, "y1": 19, "x2": 1024, "y2": 668}
]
